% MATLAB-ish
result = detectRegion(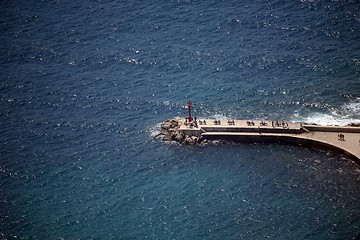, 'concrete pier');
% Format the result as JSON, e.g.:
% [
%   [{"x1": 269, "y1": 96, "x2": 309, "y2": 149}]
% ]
[{"x1": 178, "y1": 119, "x2": 360, "y2": 163}]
